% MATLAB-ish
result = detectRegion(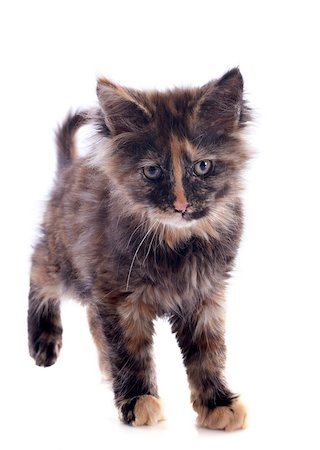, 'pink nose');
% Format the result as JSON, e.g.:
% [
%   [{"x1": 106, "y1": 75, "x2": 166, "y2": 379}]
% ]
[{"x1": 174, "y1": 201, "x2": 189, "y2": 213}]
